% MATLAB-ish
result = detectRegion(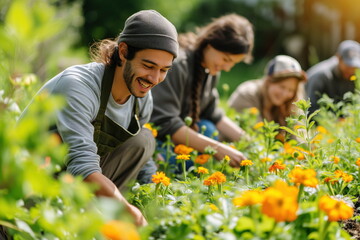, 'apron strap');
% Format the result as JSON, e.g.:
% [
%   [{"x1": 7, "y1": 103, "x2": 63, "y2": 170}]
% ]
[{"x1": 93, "y1": 65, "x2": 115, "y2": 144}]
